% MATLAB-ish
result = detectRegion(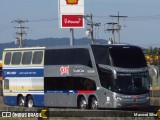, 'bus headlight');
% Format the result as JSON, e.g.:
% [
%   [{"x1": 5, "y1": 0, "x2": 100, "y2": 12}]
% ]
[
  {"x1": 107, "y1": 96, "x2": 110, "y2": 101},
  {"x1": 116, "y1": 96, "x2": 122, "y2": 101},
  {"x1": 146, "y1": 97, "x2": 149, "y2": 100}
]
